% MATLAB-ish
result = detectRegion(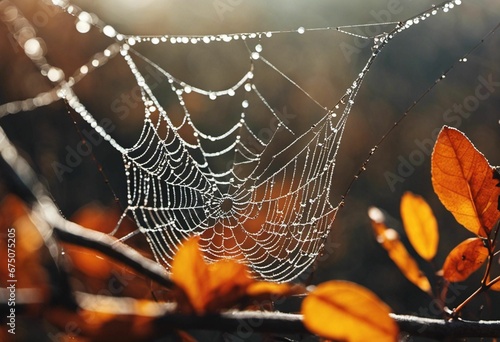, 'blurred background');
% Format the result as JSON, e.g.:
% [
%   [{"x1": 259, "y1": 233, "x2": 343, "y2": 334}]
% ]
[{"x1": 1, "y1": 0, "x2": 500, "y2": 340}]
